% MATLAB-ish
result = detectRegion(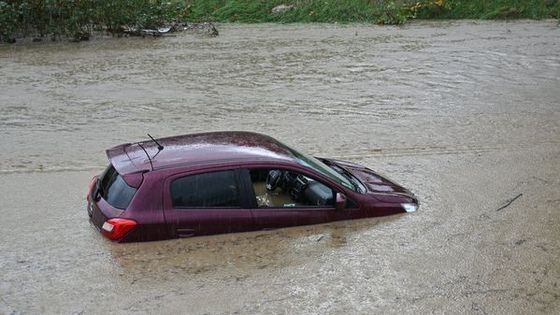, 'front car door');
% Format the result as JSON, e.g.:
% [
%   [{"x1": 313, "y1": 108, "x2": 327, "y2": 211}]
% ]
[
  {"x1": 162, "y1": 168, "x2": 255, "y2": 238},
  {"x1": 241, "y1": 167, "x2": 354, "y2": 230}
]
